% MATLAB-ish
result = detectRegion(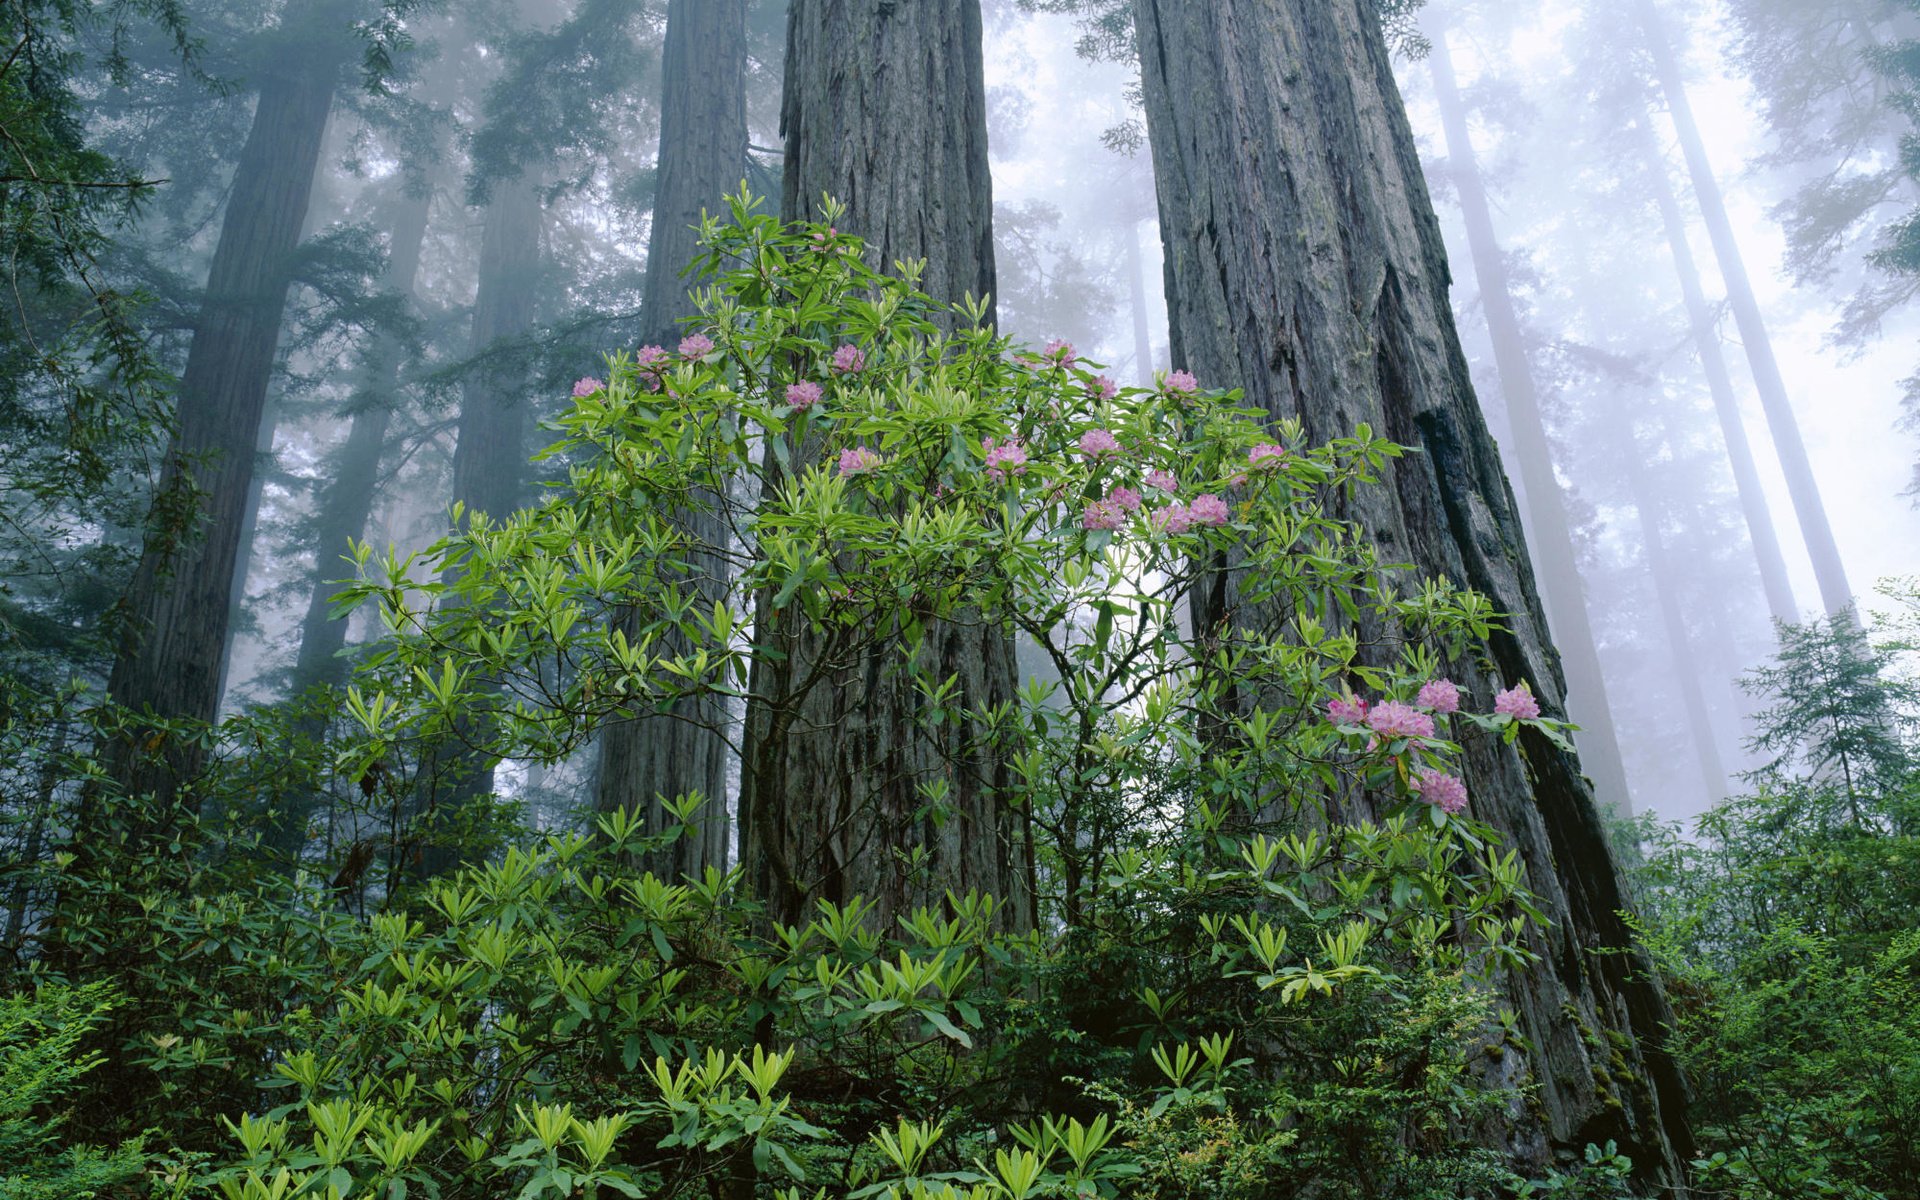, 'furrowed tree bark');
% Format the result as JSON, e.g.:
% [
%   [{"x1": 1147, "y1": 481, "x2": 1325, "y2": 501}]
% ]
[
  {"x1": 592, "y1": 0, "x2": 745, "y2": 880},
  {"x1": 98, "y1": 37, "x2": 340, "y2": 839},
  {"x1": 270, "y1": 186, "x2": 433, "y2": 862},
  {"x1": 1134, "y1": 0, "x2": 1692, "y2": 1182},
  {"x1": 1427, "y1": 26, "x2": 1635, "y2": 816},
  {"x1": 743, "y1": 0, "x2": 1031, "y2": 933},
  {"x1": 1638, "y1": 0, "x2": 1854, "y2": 617},
  {"x1": 1636, "y1": 109, "x2": 1800, "y2": 628}
]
